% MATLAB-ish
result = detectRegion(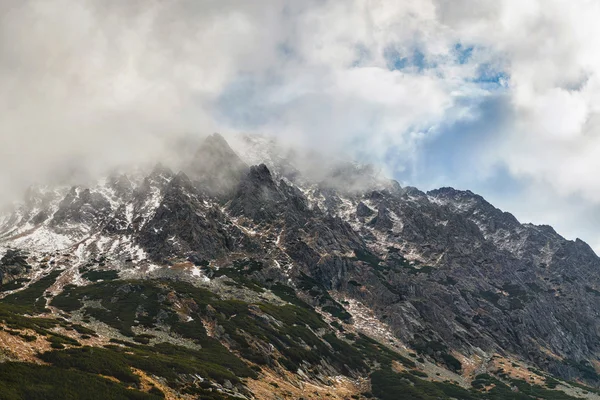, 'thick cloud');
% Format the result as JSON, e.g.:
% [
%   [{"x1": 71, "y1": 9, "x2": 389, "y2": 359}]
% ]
[
  {"x1": 2, "y1": 0, "x2": 600, "y2": 248},
  {"x1": 0, "y1": 0, "x2": 476, "y2": 194}
]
